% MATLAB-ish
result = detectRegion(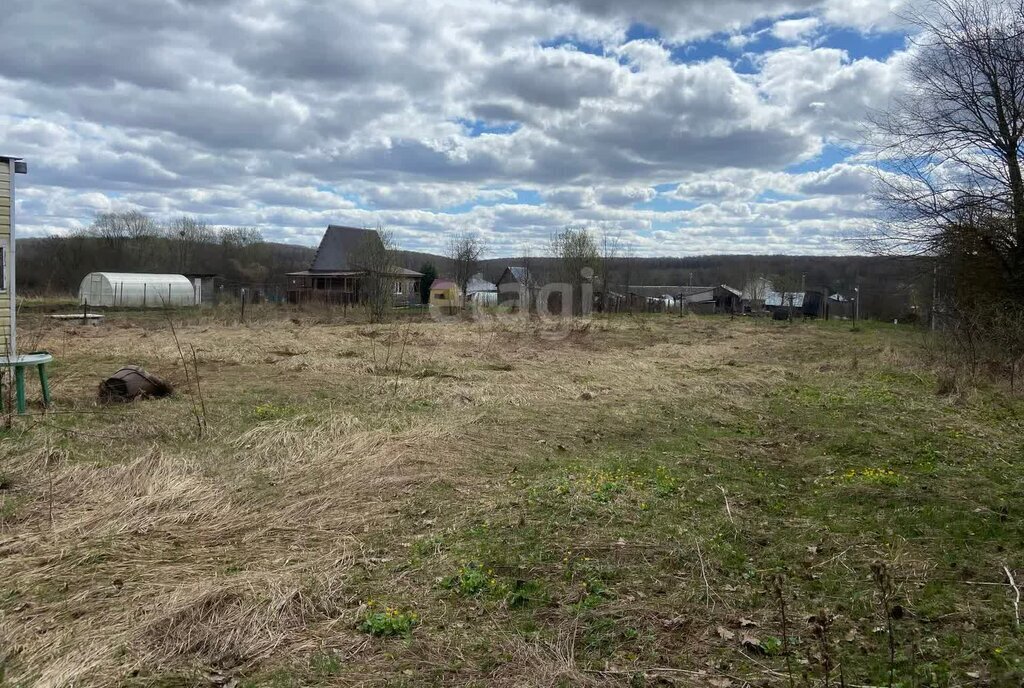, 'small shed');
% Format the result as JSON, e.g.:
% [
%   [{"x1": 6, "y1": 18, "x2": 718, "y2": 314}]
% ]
[
  {"x1": 429, "y1": 278, "x2": 462, "y2": 313},
  {"x1": 79, "y1": 272, "x2": 197, "y2": 308},
  {"x1": 678, "y1": 285, "x2": 742, "y2": 314},
  {"x1": 0, "y1": 155, "x2": 27, "y2": 353},
  {"x1": 184, "y1": 272, "x2": 219, "y2": 306}
]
